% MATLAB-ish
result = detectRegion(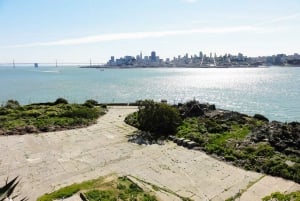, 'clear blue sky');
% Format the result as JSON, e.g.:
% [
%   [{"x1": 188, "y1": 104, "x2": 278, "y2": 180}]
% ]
[{"x1": 0, "y1": 0, "x2": 299, "y2": 63}]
